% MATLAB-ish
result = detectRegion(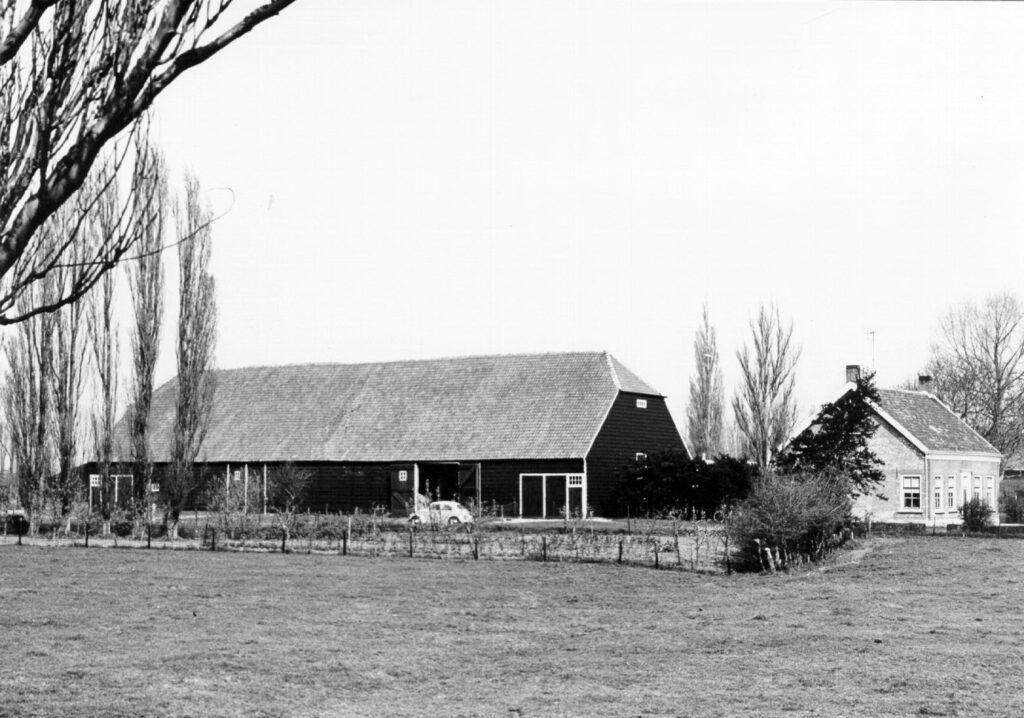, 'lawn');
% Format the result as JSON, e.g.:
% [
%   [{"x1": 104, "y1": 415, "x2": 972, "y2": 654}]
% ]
[{"x1": 1, "y1": 537, "x2": 1022, "y2": 717}]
